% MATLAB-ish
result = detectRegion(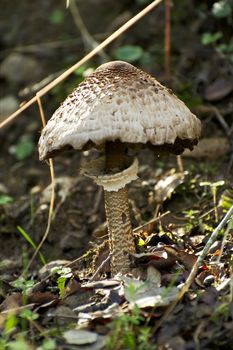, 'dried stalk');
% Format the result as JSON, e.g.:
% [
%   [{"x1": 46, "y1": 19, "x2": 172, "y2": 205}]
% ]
[
  {"x1": 24, "y1": 95, "x2": 56, "y2": 272},
  {"x1": 69, "y1": 0, "x2": 108, "y2": 61},
  {"x1": 164, "y1": 0, "x2": 171, "y2": 82}
]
